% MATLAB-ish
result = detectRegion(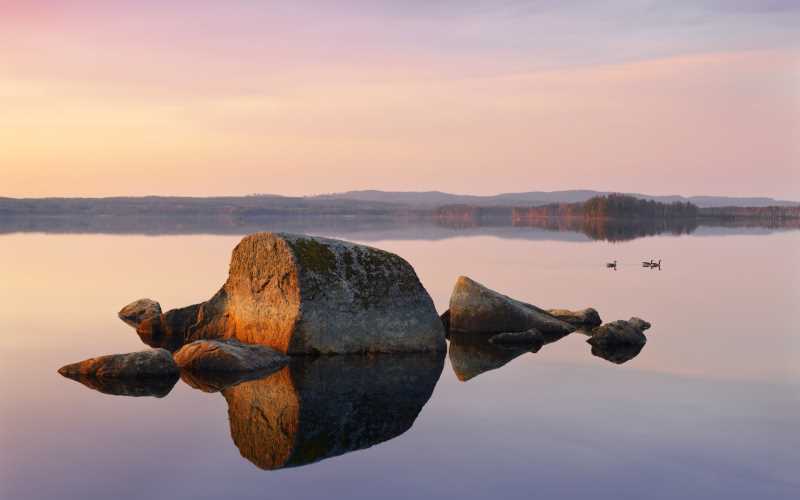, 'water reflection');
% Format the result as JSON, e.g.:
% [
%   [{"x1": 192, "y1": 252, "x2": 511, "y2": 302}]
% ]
[
  {"x1": 59, "y1": 373, "x2": 179, "y2": 398},
  {"x1": 590, "y1": 343, "x2": 646, "y2": 364},
  {"x1": 219, "y1": 352, "x2": 444, "y2": 470},
  {"x1": 3, "y1": 214, "x2": 796, "y2": 242},
  {"x1": 448, "y1": 335, "x2": 532, "y2": 381}
]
